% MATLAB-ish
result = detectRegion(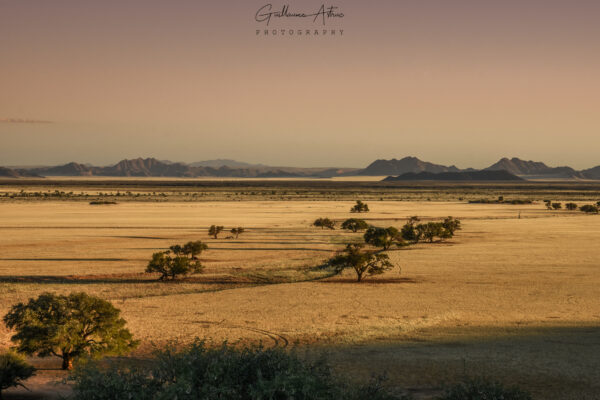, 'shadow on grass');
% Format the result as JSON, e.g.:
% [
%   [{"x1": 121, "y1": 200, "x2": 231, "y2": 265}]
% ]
[
  {"x1": 0, "y1": 274, "x2": 258, "y2": 285},
  {"x1": 318, "y1": 277, "x2": 419, "y2": 284}
]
